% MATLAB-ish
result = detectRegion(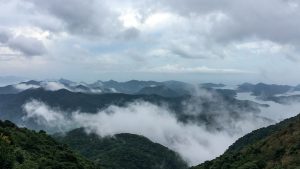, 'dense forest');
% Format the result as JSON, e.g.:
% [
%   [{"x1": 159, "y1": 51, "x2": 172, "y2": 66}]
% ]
[
  {"x1": 0, "y1": 119, "x2": 187, "y2": 169},
  {"x1": 191, "y1": 114, "x2": 300, "y2": 169},
  {"x1": 55, "y1": 128, "x2": 188, "y2": 169},
  {"x1": 0, "y1": 120, "x2": 96, "y2": 169}
]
